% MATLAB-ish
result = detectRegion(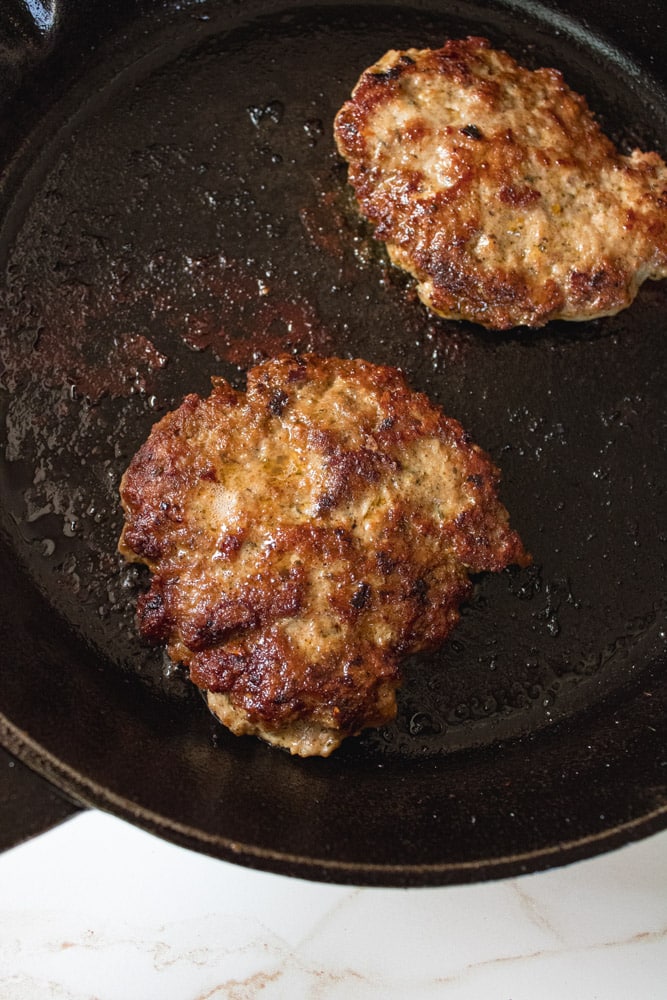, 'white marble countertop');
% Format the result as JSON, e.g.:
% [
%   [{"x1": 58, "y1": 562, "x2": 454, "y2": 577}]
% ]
[{"x1": 0, "y1": 810, "x2": 665, "y2": 999}]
